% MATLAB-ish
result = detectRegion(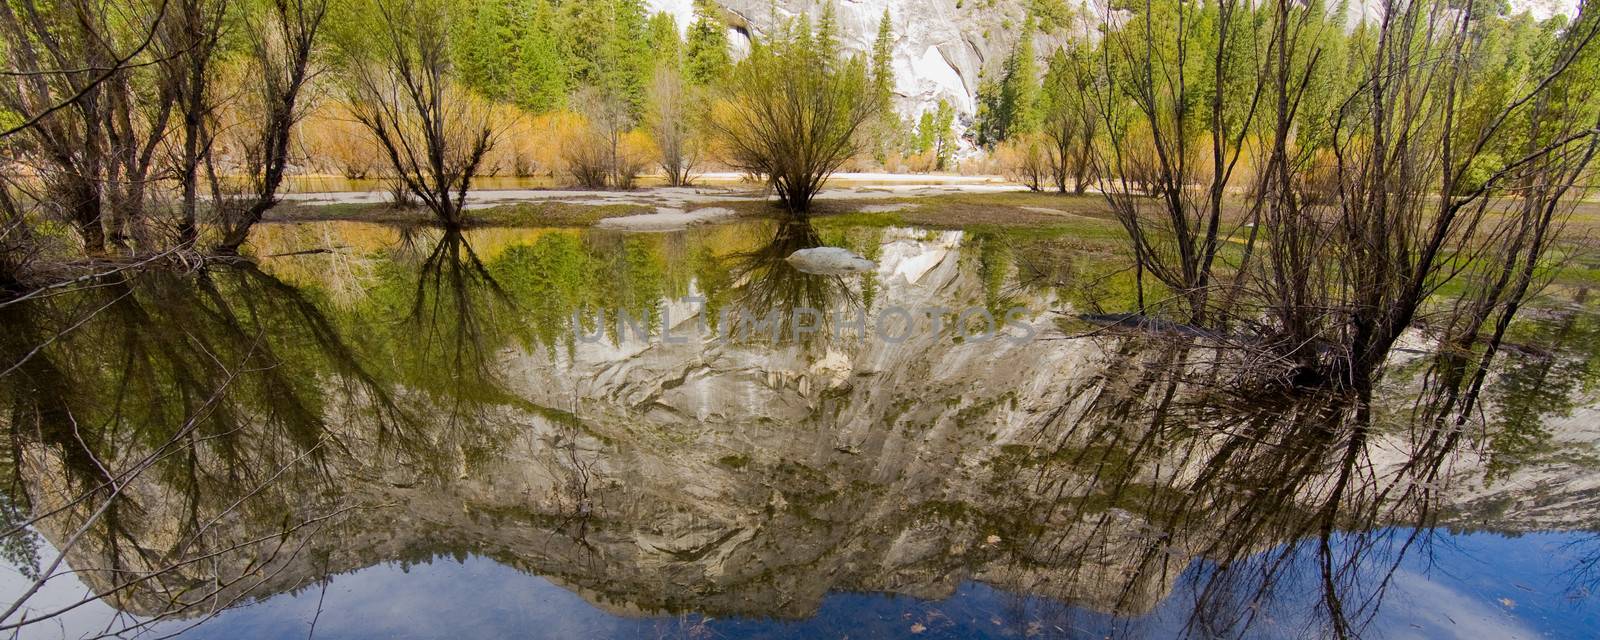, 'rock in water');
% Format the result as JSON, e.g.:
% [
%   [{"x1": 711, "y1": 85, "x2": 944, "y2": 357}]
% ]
[{"x1": 786, "y1": 247, "x2": 877, "y2": 275}]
